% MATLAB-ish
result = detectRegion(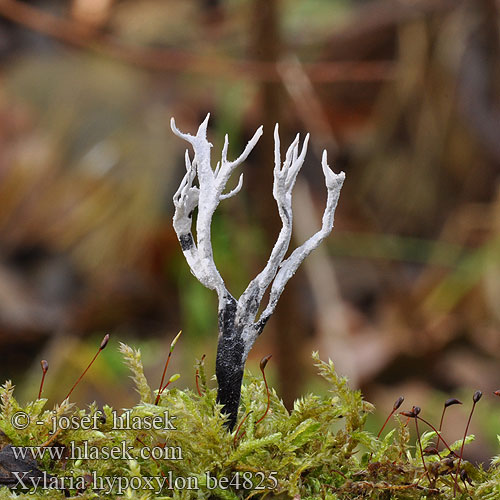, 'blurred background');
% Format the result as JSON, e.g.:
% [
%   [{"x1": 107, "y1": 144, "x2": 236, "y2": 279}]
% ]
[{"x1": 0, "y1": 0, "x2": 499, "y2": 463}]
